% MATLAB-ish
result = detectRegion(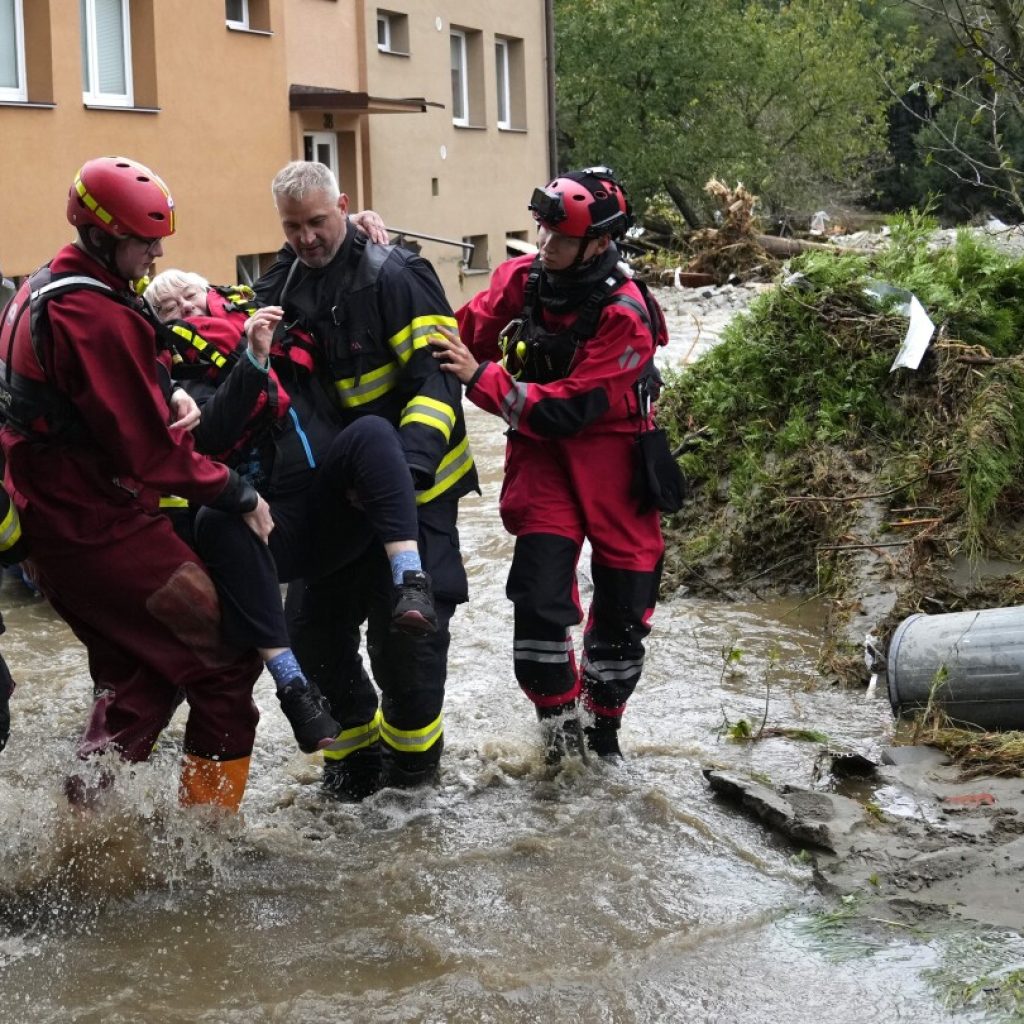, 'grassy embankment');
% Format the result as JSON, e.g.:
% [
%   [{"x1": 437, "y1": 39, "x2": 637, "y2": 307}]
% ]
[{"x1": 658, "y1": 211, "x2": 1024, "y2": 700}]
